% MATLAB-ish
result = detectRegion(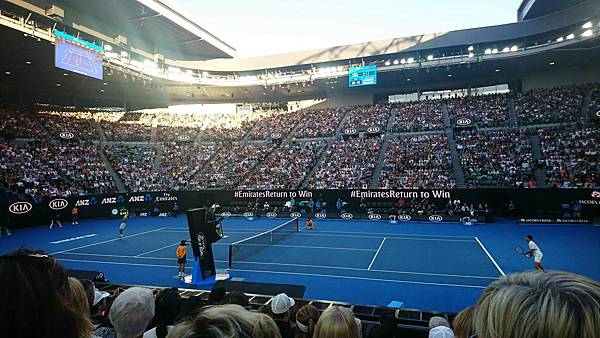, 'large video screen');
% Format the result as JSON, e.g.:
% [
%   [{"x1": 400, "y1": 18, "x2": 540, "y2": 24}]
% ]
[
  {"x1": 349, "y1": 65, "x2": 377, "y2": 87},
  {"x1": 54, "y1": 30, "x2": 103, "y2": 80}
]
